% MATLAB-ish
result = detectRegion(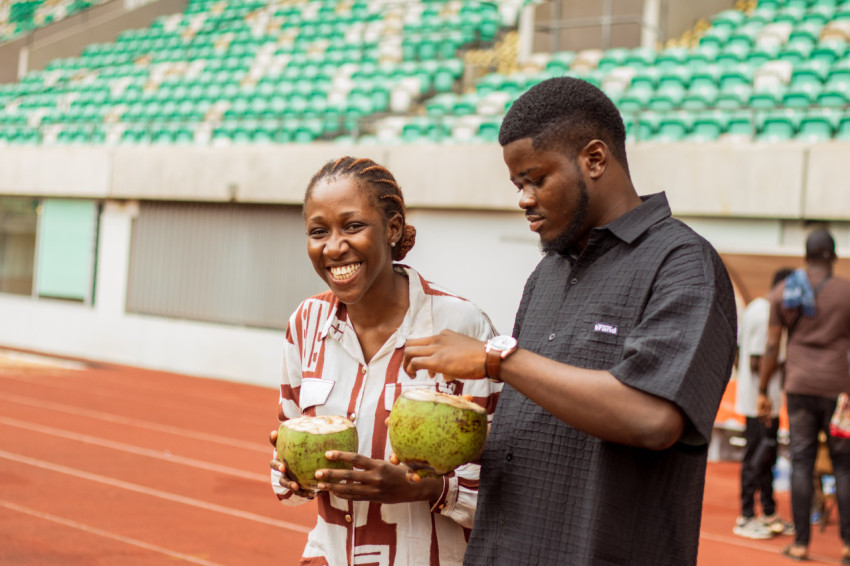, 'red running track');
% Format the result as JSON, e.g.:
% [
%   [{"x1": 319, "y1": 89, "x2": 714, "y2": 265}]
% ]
[{"x1": 0, "y1": 348, "x2": 847, "y2": 565}]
